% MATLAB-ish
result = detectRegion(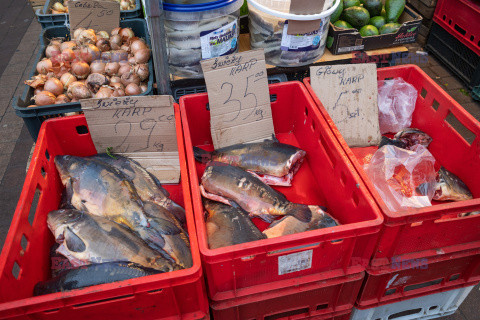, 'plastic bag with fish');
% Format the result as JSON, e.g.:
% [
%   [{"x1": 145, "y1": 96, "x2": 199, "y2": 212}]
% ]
[
  {"x1": 203, "y1": 199, "x2": 264, "y2": 249},
  {"x1": 34, "y1": 261, "x2": 160, "y2": 295},
  {"x1": 54, "y1": 155, "x2": 176, "y2": 257},
  {"x1": 378, "y1": 78, "x2": 418, "y2": 134},
  {"x1": 47, "y1": 209, "x2": 179, "y2": 272},
  {"x1": 365, "y1": 145, "x2": 437, "y2": 212},
  {"x1": 433, "y1": 167, "x2": 473, "y2": 202},
  {"x1": 194, "y1": 137, "x2": 306, "y2": 186},
  {"x1": 200, "y1": 162, "x2": 322, "y2": 223},
  {"x1": 379, "y1": 129, "x2": 432, "y2": 151}
]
